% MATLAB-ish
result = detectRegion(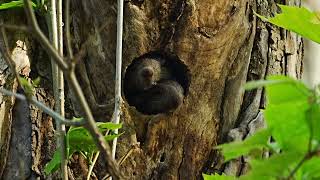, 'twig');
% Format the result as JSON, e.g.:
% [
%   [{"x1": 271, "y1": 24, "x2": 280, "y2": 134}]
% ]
[
  {"x1": 102, "y1": 144, "x2": 137, "y2": 180},
  {"x1": 64, "y1": 0, "x2": 73, "y2": 60},
  {"x1": 0, "y1": 24, "x2": 30, "y2": 32},
  {"x1": 111, "y1": 0, "x2": 125, "y2": 163},
  {"x1": 0, "y1": 88, "x2": 85, "y2": 126},
  {"x1": 86, "y1": 129, "x2": 111, "y2": 180},
  {"x1": 23, "y1": 0, "x2": 68, "y2": 71},
  {"x1": 66, "y1": 72, "x2": 123, "y2": 179},
  {"x1": 22, "y1": 0, "x2": 123, "y2": 178},
  {"x1": 286, "y1": 150, "x2": 320, "y2": 179},
  {"x1": 56, "y1": 0, "x2": 68, "y2": 178},
  {"x1": 47, "y1": 0, "x2": 68, "y2": 178},
  {"x1": 118, "y1": 146, "x2": 136, "y2": 166},
  {"x1": 86, "y1": 152, "x2": 100, "y2": 180}
]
